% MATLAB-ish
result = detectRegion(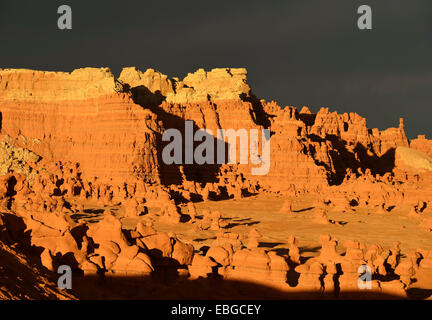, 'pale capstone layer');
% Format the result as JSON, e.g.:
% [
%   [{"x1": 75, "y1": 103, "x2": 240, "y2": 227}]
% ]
[
  {"x1": 166, "y1": 68, "x2": 250, "y2": 104},
  {"x1": 0, "y1": 68, "x2": 122, "y2": 102}
]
